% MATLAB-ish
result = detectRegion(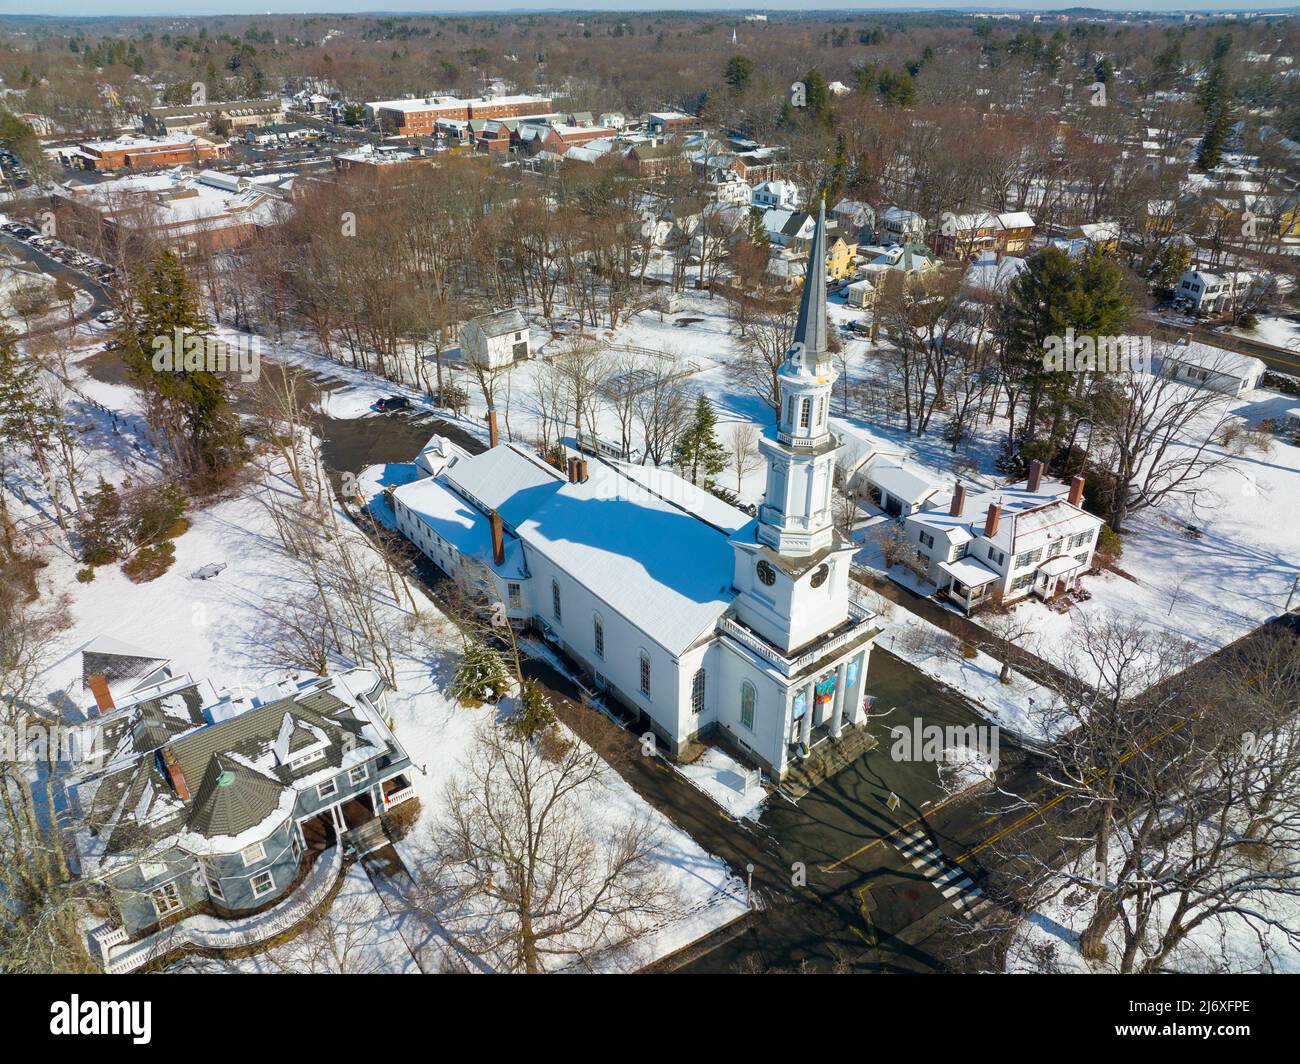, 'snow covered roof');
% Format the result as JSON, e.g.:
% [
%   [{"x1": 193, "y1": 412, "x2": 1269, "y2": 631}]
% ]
[
  {"x1": 391, "y1": 474, "x2": 530, "y2": 580},
  {"x1": 468, "y1": 307, "x2": 528, "y2": 338},
  {"x1": 868, "y1": 461, "x2": 942, "y2": 505},
  {"x1": 910, "y1": 478, "x2": 1102, "y2": 554},
  {"x1": 441, "y1": 442, "x2": 564, "y2": 531},
  {"x1": 516, "y1": 457, "x2": 751, "y2": 657},
  {"x1": 939, "y1": 557, "x2": 999, "y2": 587},
  {"x1": 1161, "y1": 340, "x2": 1265, "y2": 381},
  {"x1": 963, "y1": 253, "x2": 1027, "y2": 295}
]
